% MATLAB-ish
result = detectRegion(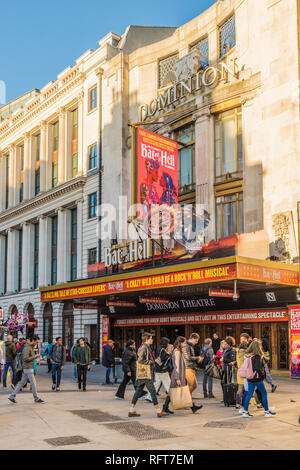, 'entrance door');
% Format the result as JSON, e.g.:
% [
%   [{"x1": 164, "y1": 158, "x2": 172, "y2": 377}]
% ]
[
  {"x1": 277, "y1": 323, "x2": 289, "y2": 369},
  {"x1": 90, "y1": 324, "x2": 98, "y2": 362},
  {"x1": 159, "y1": 325, "x2": 185, "y2": 346},
  {"x1": 62, "y1": 315, "x2": 74, "y2": 358}
]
